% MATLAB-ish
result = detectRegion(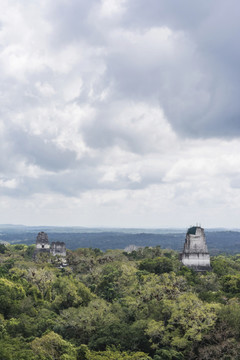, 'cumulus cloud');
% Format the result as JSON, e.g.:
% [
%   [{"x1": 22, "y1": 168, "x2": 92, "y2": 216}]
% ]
[{"x1": 0, "y1": 0, "x2": 240, "y2": 226}]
